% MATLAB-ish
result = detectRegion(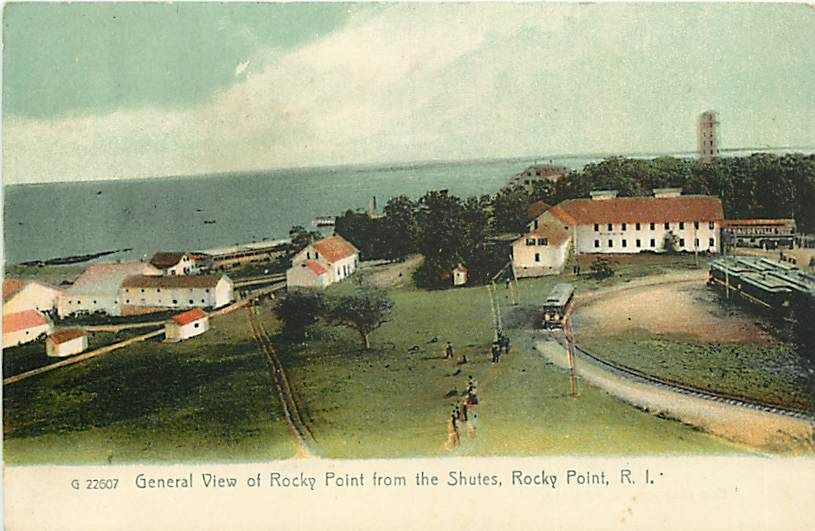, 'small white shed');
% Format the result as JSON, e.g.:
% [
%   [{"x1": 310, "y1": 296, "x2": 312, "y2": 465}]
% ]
[
  {"x1": 46, "y1": 328, "x2": 88, "y2": 358},
  {"x1": 165, "y1": 308, "x2": 209, "y2": 342},
  {"x1": 453, "y1": 264, "x2": 468, "y2": 287}
]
